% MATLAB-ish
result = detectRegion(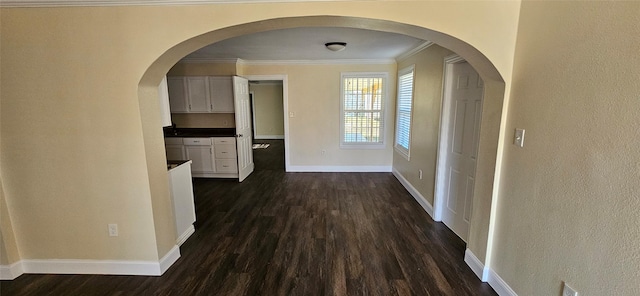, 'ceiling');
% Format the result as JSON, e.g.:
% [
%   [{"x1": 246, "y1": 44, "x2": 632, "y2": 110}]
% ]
[{"x1": 182, "y1": 27, "x2": 427, "y2": 62}]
